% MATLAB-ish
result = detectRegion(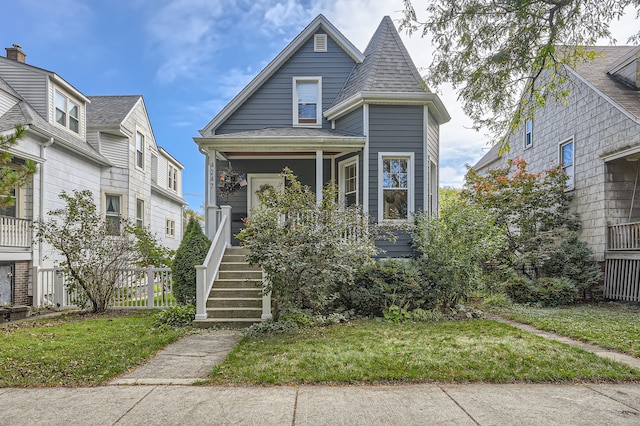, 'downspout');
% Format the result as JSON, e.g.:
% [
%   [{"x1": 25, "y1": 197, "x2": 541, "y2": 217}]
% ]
[{"x1": 38, "y1": 136, "x2": 55, "y2": 266}]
